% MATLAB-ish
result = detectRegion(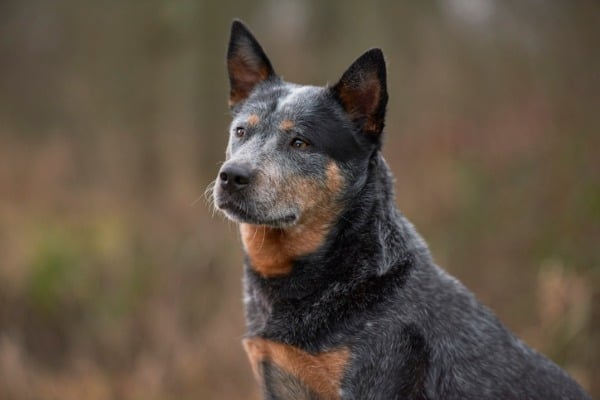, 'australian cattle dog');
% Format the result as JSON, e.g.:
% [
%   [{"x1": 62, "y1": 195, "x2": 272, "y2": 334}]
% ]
[{"x1": 211, "y1": 19, "x2": 591, "y2": 400}]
